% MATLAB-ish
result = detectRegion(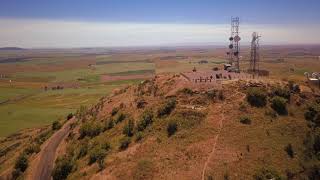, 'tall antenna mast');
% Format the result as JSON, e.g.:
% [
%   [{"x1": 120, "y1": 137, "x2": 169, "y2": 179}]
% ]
[
  {"x1": 227, "y1": 17, "x2": 241, "y2": 72},
  {"x1": 249, "y1": 32, "x2": 261, "y2": 75}
]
